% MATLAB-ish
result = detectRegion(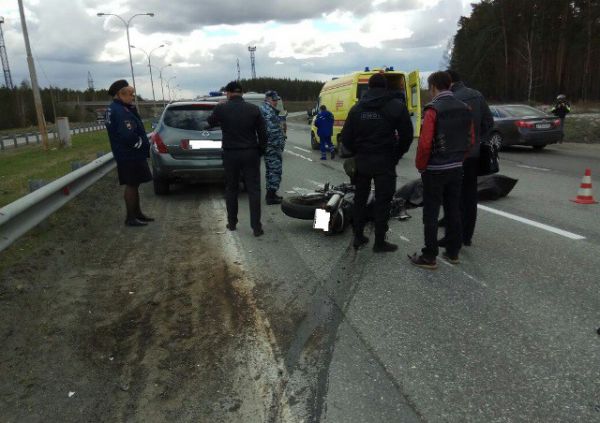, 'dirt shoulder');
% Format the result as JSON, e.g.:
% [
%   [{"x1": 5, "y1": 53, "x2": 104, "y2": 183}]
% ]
[{"x1": 0, "y1": 173, "x2": 285, "y2": 422}]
